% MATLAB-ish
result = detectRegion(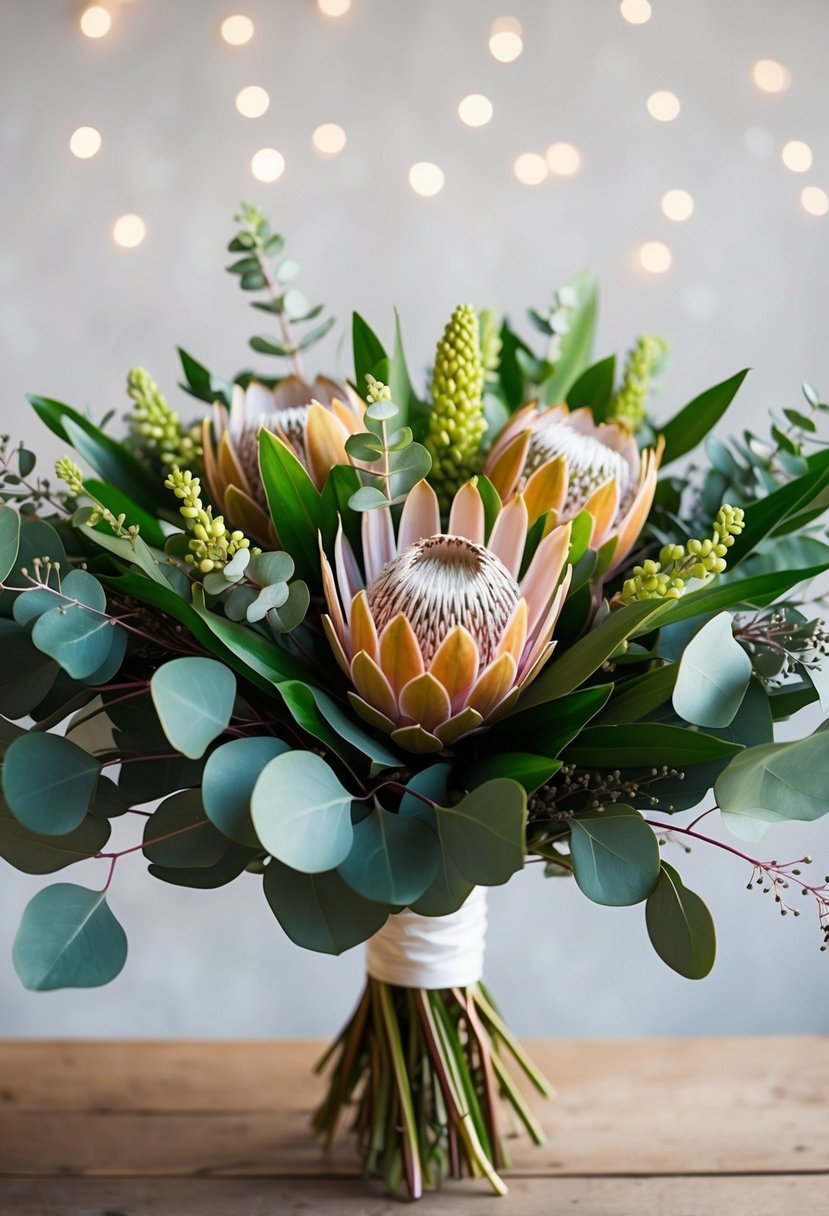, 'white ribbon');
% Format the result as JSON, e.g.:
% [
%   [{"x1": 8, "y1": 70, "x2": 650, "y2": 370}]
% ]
[{"x1": 365, "y1": 887, "x2": 487, "y2": 989}]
